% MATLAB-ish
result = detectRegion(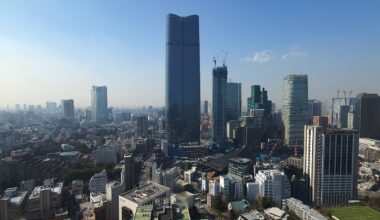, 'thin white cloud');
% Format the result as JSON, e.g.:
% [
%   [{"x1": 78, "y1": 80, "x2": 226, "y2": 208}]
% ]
[
  {"x1": 241, "y1": 49, "x2": 274, "y2": 63},
  {"x1": 281, "y1": 44, "x2": 308, "y2": 60}
]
